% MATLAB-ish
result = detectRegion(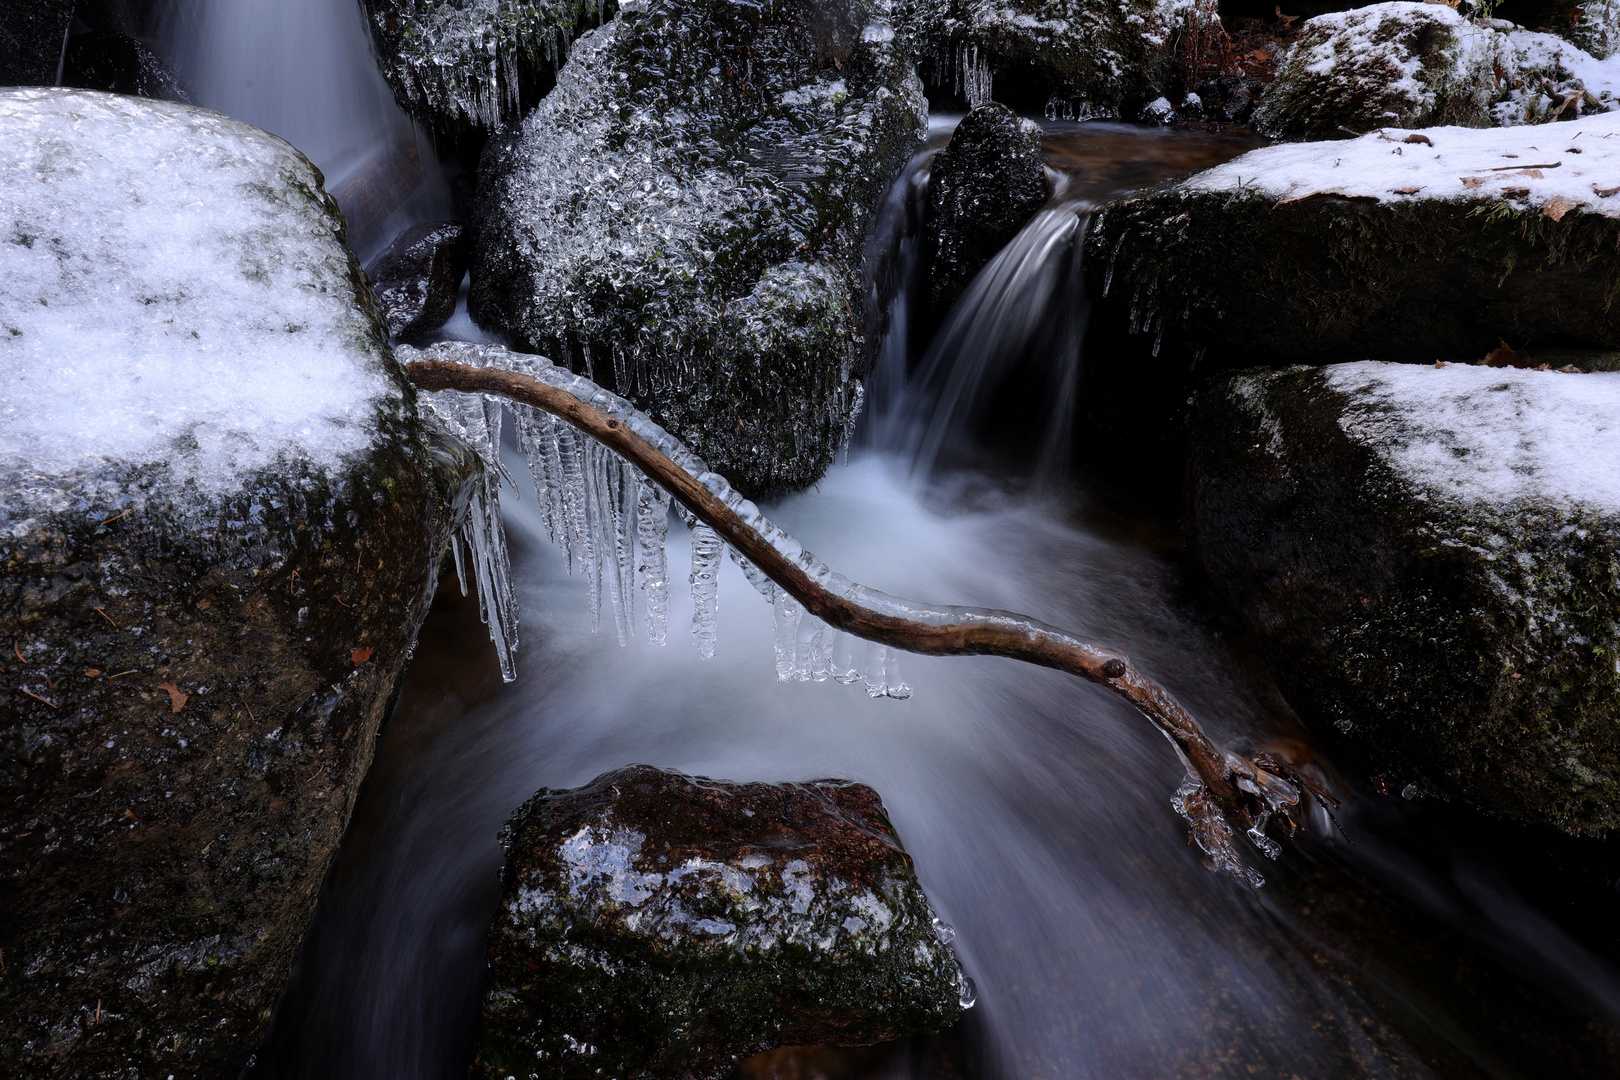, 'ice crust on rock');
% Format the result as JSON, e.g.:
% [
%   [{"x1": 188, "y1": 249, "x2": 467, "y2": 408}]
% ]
[
  {"x1": 1188, "y1": 109, "x2": 1620, "y2": 217},
  {"x1": 1325, "y1": 362, "x2": 1620, "y2": 511},
  {"x1": 470, "y1": 0, "x2": 925, "y2": 496},
  {"x1": 0, "y1": 88, "x2": 400, "y2": 529}
]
